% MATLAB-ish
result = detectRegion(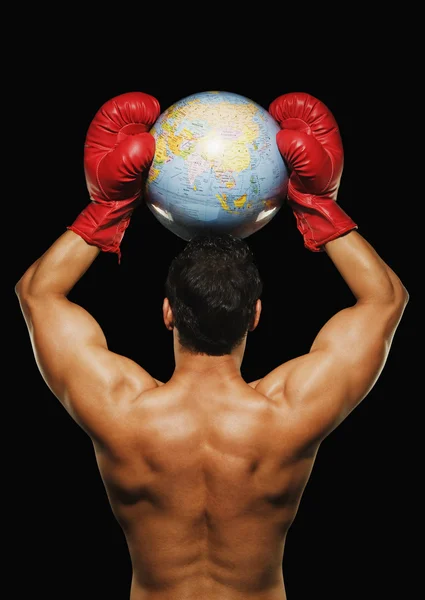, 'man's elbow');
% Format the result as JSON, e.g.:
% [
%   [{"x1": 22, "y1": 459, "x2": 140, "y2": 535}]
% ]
[
  {"x1": 15, "y1": 261, "x2": 40, "y2": 299},
  {"x1": 401, "y1": 285, "x2": 410, "y2": 306},
  {"x1": 15, "y1": 267, "x2": 33, "y2": 300},
  {"x1": 15, "y1": 275, "x2": 28, "y2": 299},
  {"x1": 389, "y1": 279, "x2": 410, "y2": 326},
  {"x1": 382, "y1": 266, "x2": 409, "y2": 310},
  {"x1": 393, "y1": 278, "x2": 409, "y2": 308}
]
